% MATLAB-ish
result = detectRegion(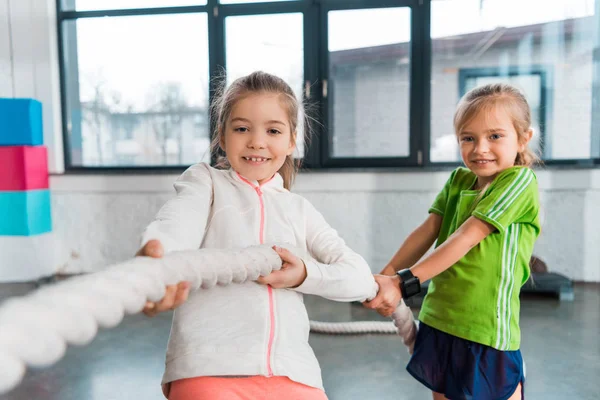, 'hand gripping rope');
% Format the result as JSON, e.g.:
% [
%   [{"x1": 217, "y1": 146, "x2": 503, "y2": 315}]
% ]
[{"x1": 0, "y1": 245, "x2": 416, "y2": 394}]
